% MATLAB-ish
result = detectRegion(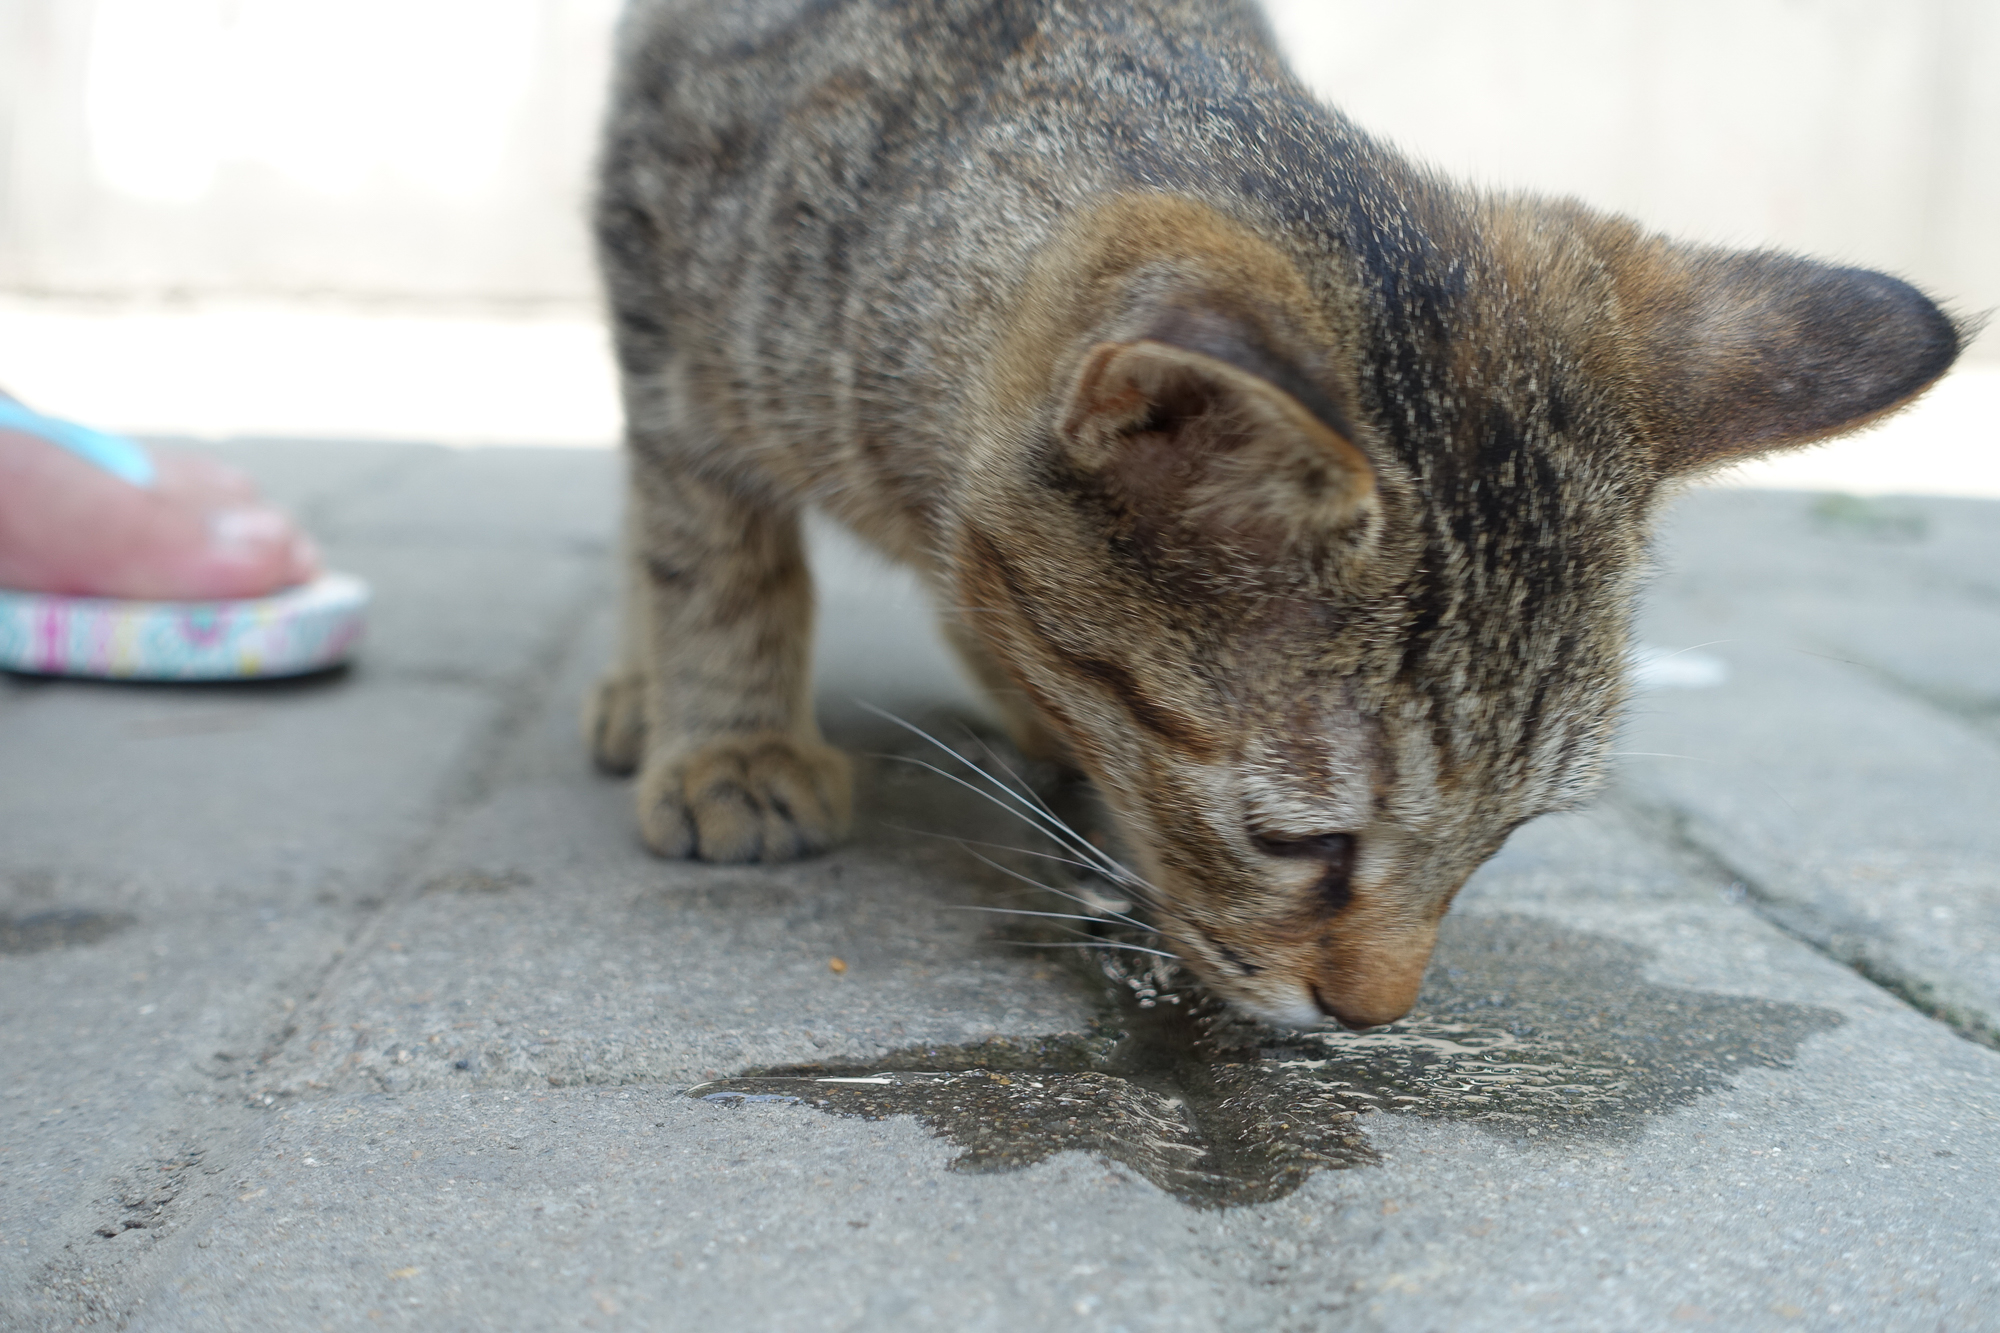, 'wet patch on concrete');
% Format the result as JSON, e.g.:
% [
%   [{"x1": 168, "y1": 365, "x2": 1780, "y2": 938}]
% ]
[
  {"x1": 0, "y1": 907, "x2": 135, "y2": 955},
  {"x1": 690, "y1": 914, "x2": 1842, "y2": 1208}
]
